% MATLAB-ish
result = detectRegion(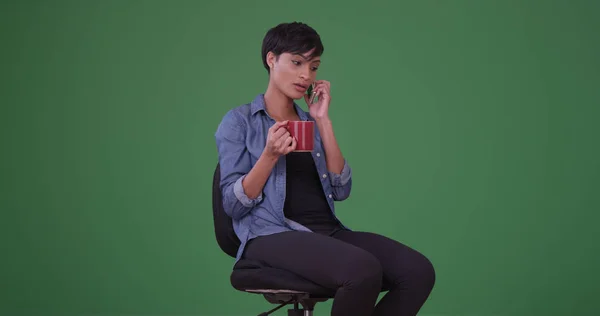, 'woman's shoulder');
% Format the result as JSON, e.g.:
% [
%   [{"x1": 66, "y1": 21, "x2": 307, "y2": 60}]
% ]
[
  {"x1": 217, "y1": 95, "x2": 267, "y2": 135},
  {"x1": 228, "y1": 102, "x2": 254, "y2": 117},
  {"x1": 219, "y1": 102, "x2": 252, "y2": 126}
]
